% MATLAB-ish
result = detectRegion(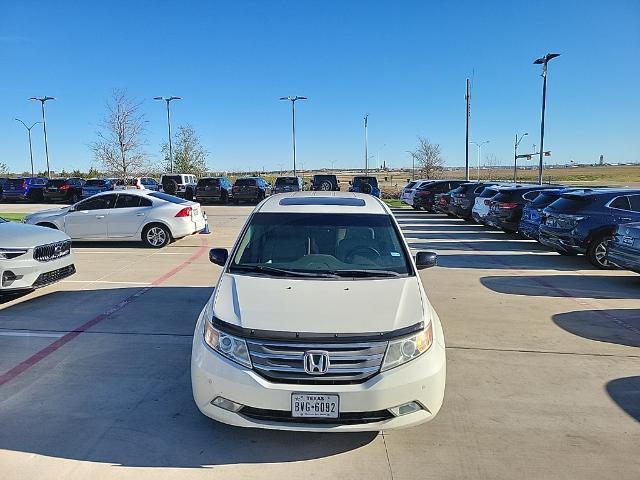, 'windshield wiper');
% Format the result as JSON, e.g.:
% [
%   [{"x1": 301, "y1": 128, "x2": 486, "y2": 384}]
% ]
[
  {"x1": 330, "y1": 269, "x2": 402, "y2": 278},
  {"x1": 229, "y1": 265, "x2": 337, "y2": 278}
]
